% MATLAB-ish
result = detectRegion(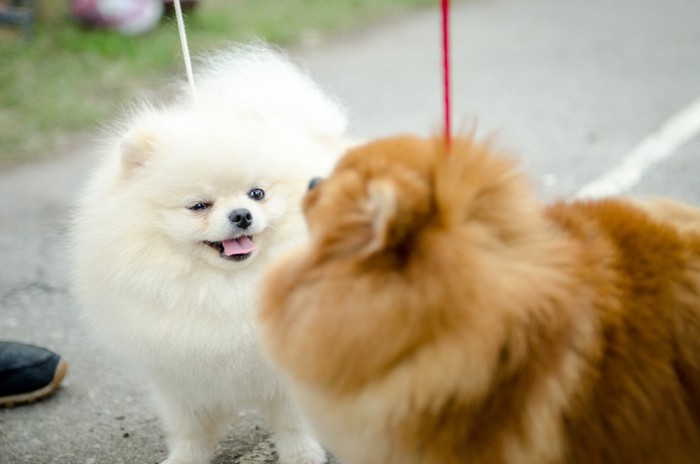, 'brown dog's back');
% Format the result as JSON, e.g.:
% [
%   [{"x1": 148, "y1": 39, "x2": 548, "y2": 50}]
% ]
[{"x1": 546, "y1": 198, "x2": 700, "y2": 463}]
